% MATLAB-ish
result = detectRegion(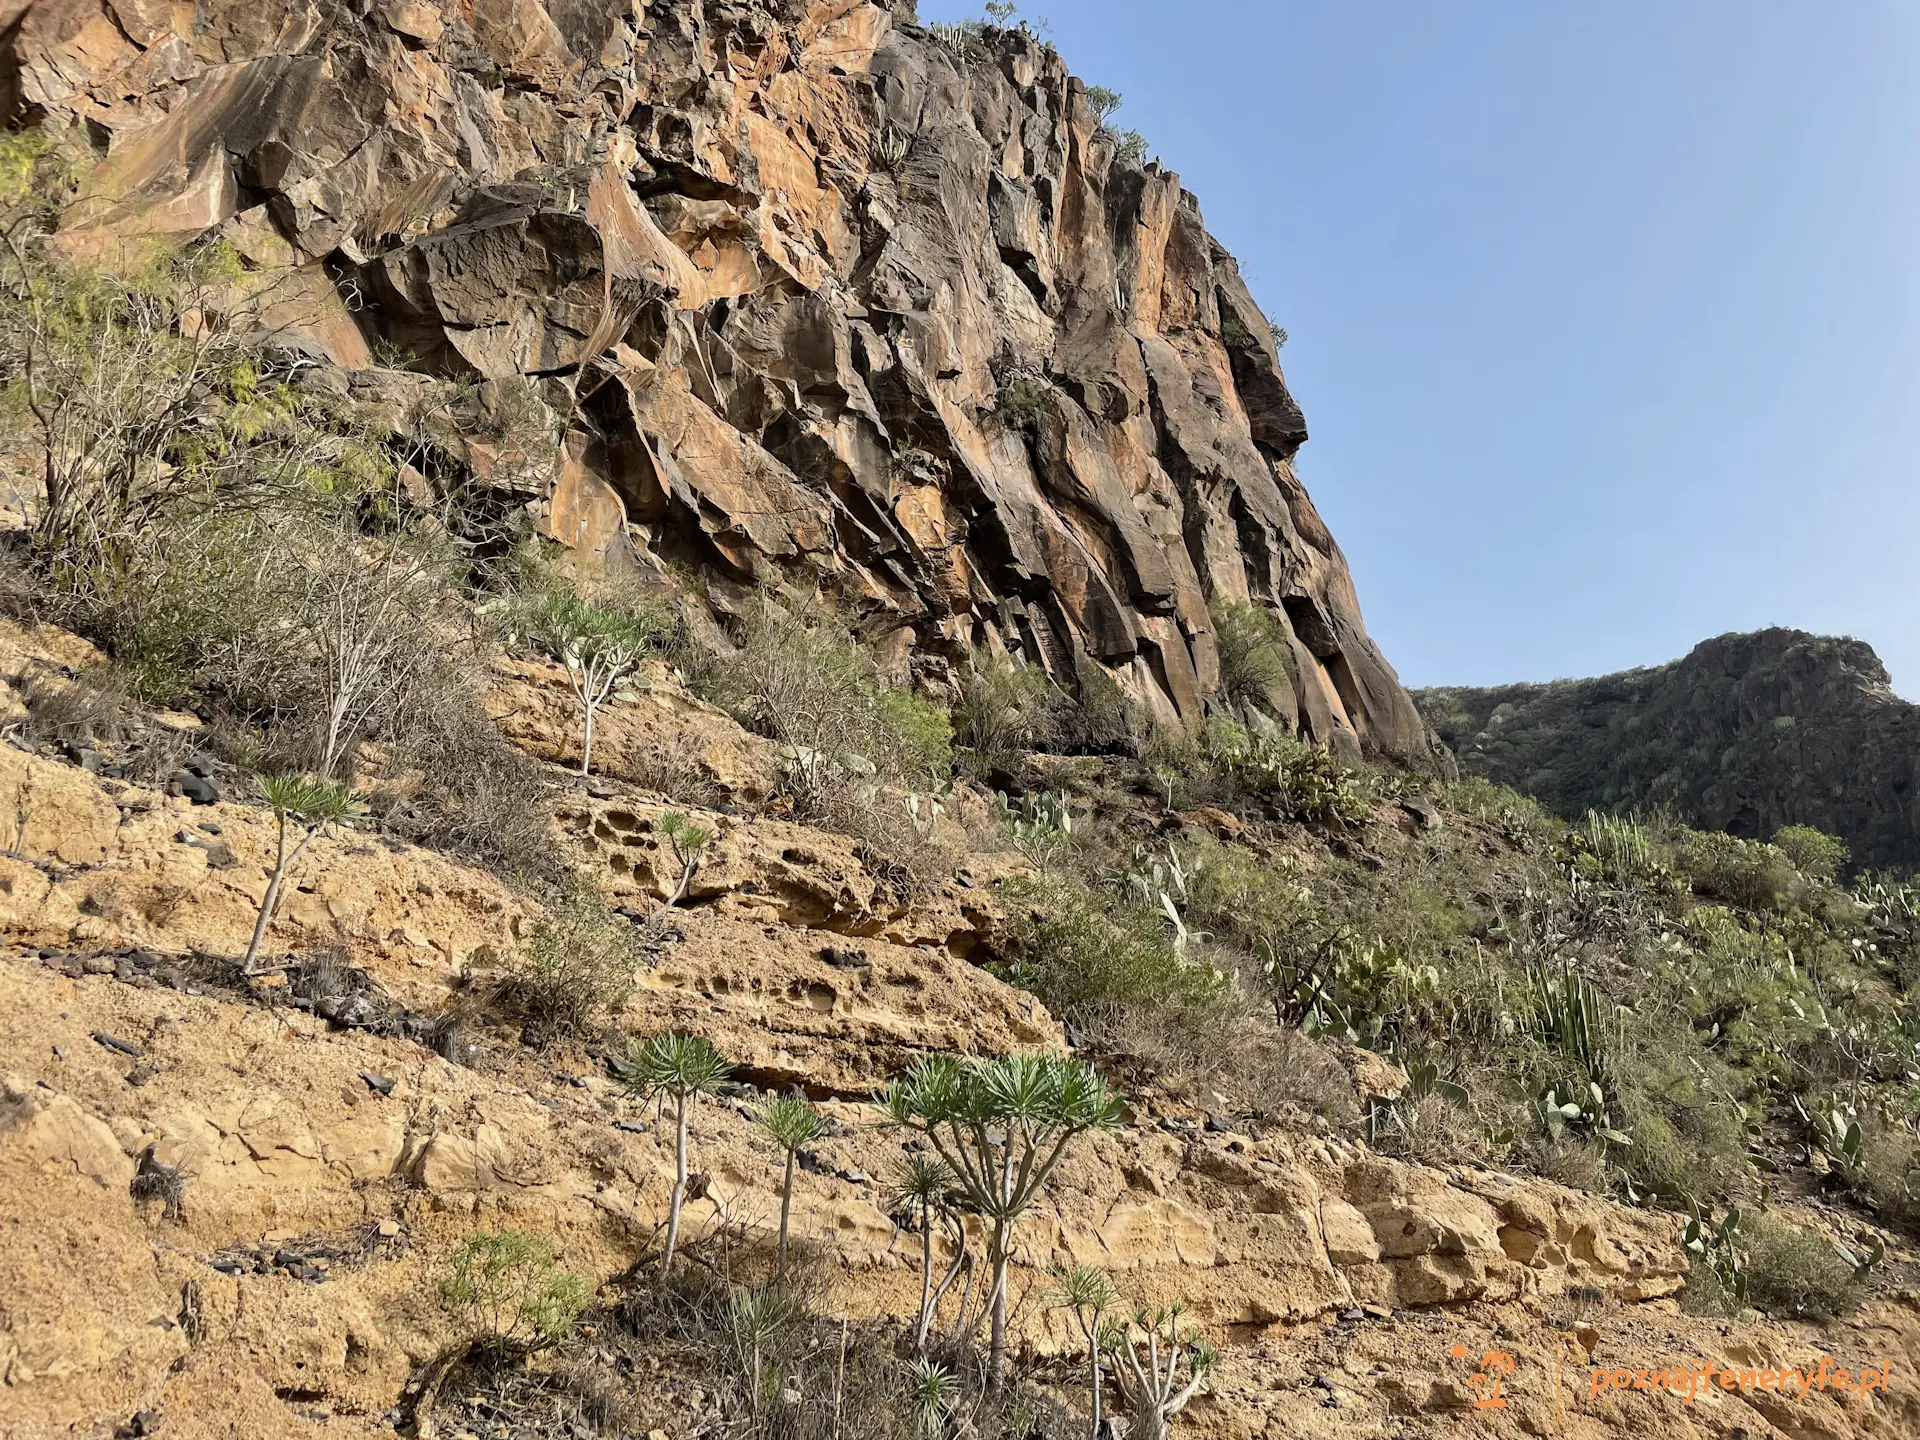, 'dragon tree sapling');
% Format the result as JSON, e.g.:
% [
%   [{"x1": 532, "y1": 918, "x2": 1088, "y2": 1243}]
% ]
[
  {"x1": 1108, "y1": 1303, "x2": 1217, "y2": 1440},
  {"x1": 883, "y1": 1052, "x2": 1124, "y2": 1384},
  {"x1": 657, "y1": 810, "x2": 712, "y2": 910},
  {"x1": 888, "y1": 1152, "x2": 969, "y2": 1354},
  {"x1": 728, "y1": 1286, "x2": 796, "y2": 1423},
  {"x1": 753, "y1": 1092, "x2": 828, "y2": 1283},
  {"x1": 906, "y1": 1357, "x2": 960, "y2": 1440},
  {"x1": 625, "y1": 1032, "x2": 732, "y2": 1271},
  {"x1": 1050, "y1": 1265, "x2": 1121, "y2": 1440},
  {"x1": 244, "y1": 775, "x2": 355, "y2": 974},
  {"x1": 526, "y1": 590, "x2": 654, "y2": 776}
]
